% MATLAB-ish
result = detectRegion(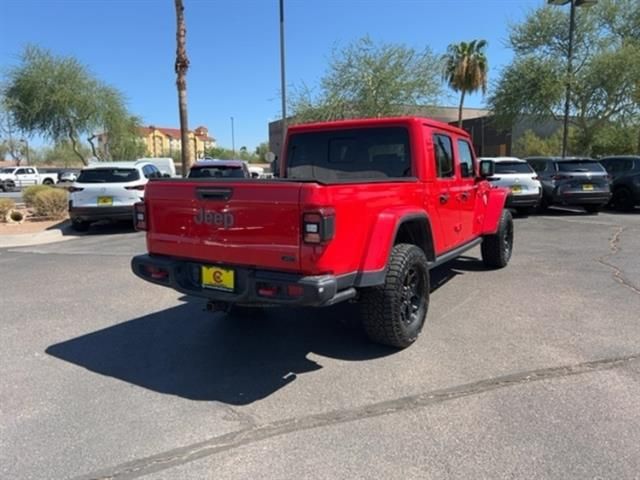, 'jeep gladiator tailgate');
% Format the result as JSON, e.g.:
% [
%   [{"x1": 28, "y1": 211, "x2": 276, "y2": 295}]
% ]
[{"x1": 144, "y1": 180, "x2": 303, "y2": 271}]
